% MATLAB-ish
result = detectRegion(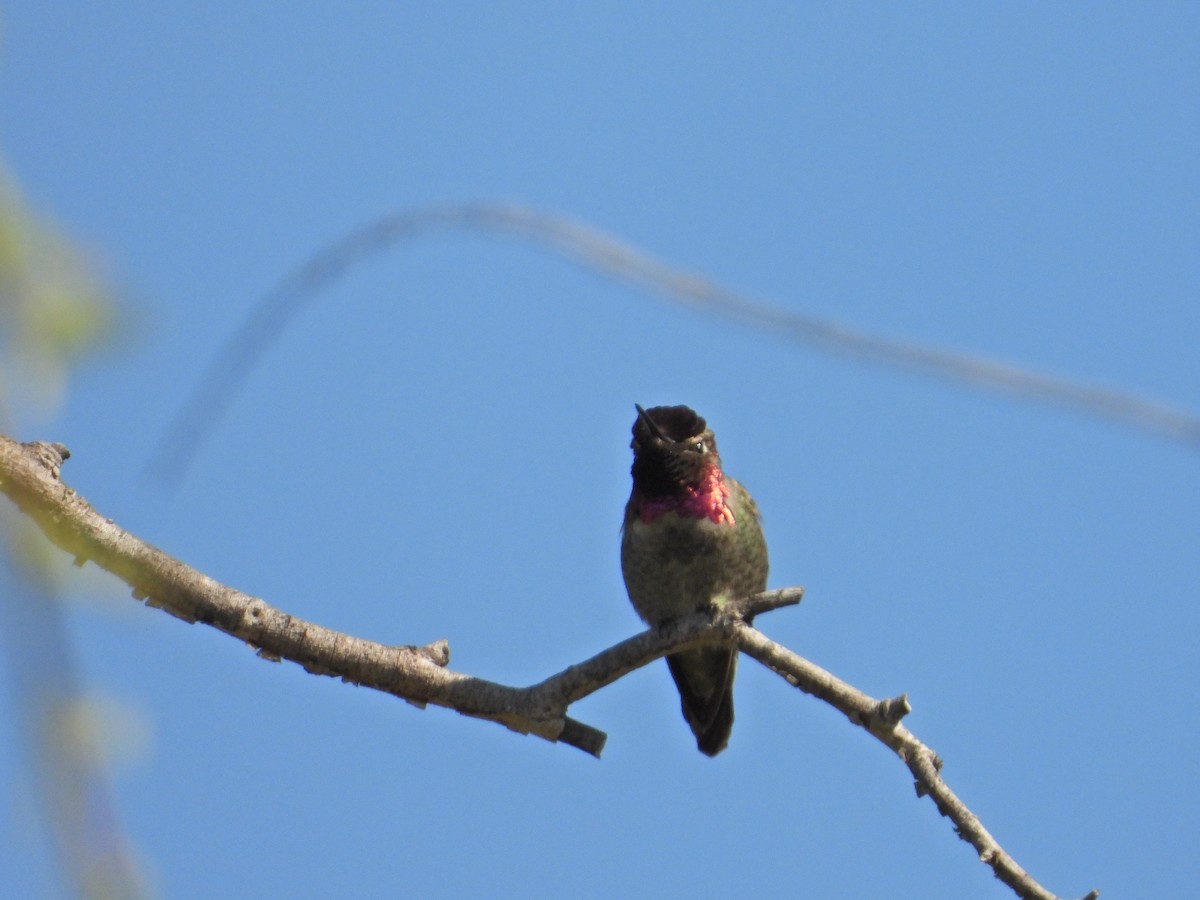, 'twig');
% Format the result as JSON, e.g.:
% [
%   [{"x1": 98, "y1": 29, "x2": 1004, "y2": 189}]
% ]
[{"x1": 736, "y1": 625, "x2": 1099, "y2": 900}]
